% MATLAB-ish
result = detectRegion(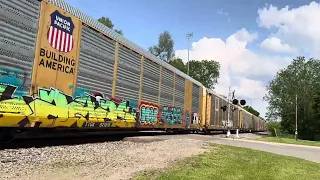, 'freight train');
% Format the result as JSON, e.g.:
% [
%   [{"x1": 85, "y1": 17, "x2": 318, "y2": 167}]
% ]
[{"x1": 0, "y1": 0, "x2": 267, "y2": 141}]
